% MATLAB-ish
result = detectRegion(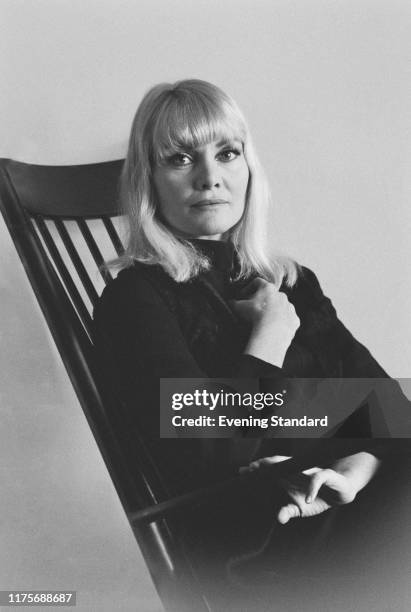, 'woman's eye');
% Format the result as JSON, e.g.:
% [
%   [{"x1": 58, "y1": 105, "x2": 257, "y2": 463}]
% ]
[
  {"x1": 168, "y1": 153, "x2": 192, "y2": 167},
  {"x1": 217, "y1": 148, "x2": 241, "y2": 162}
]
